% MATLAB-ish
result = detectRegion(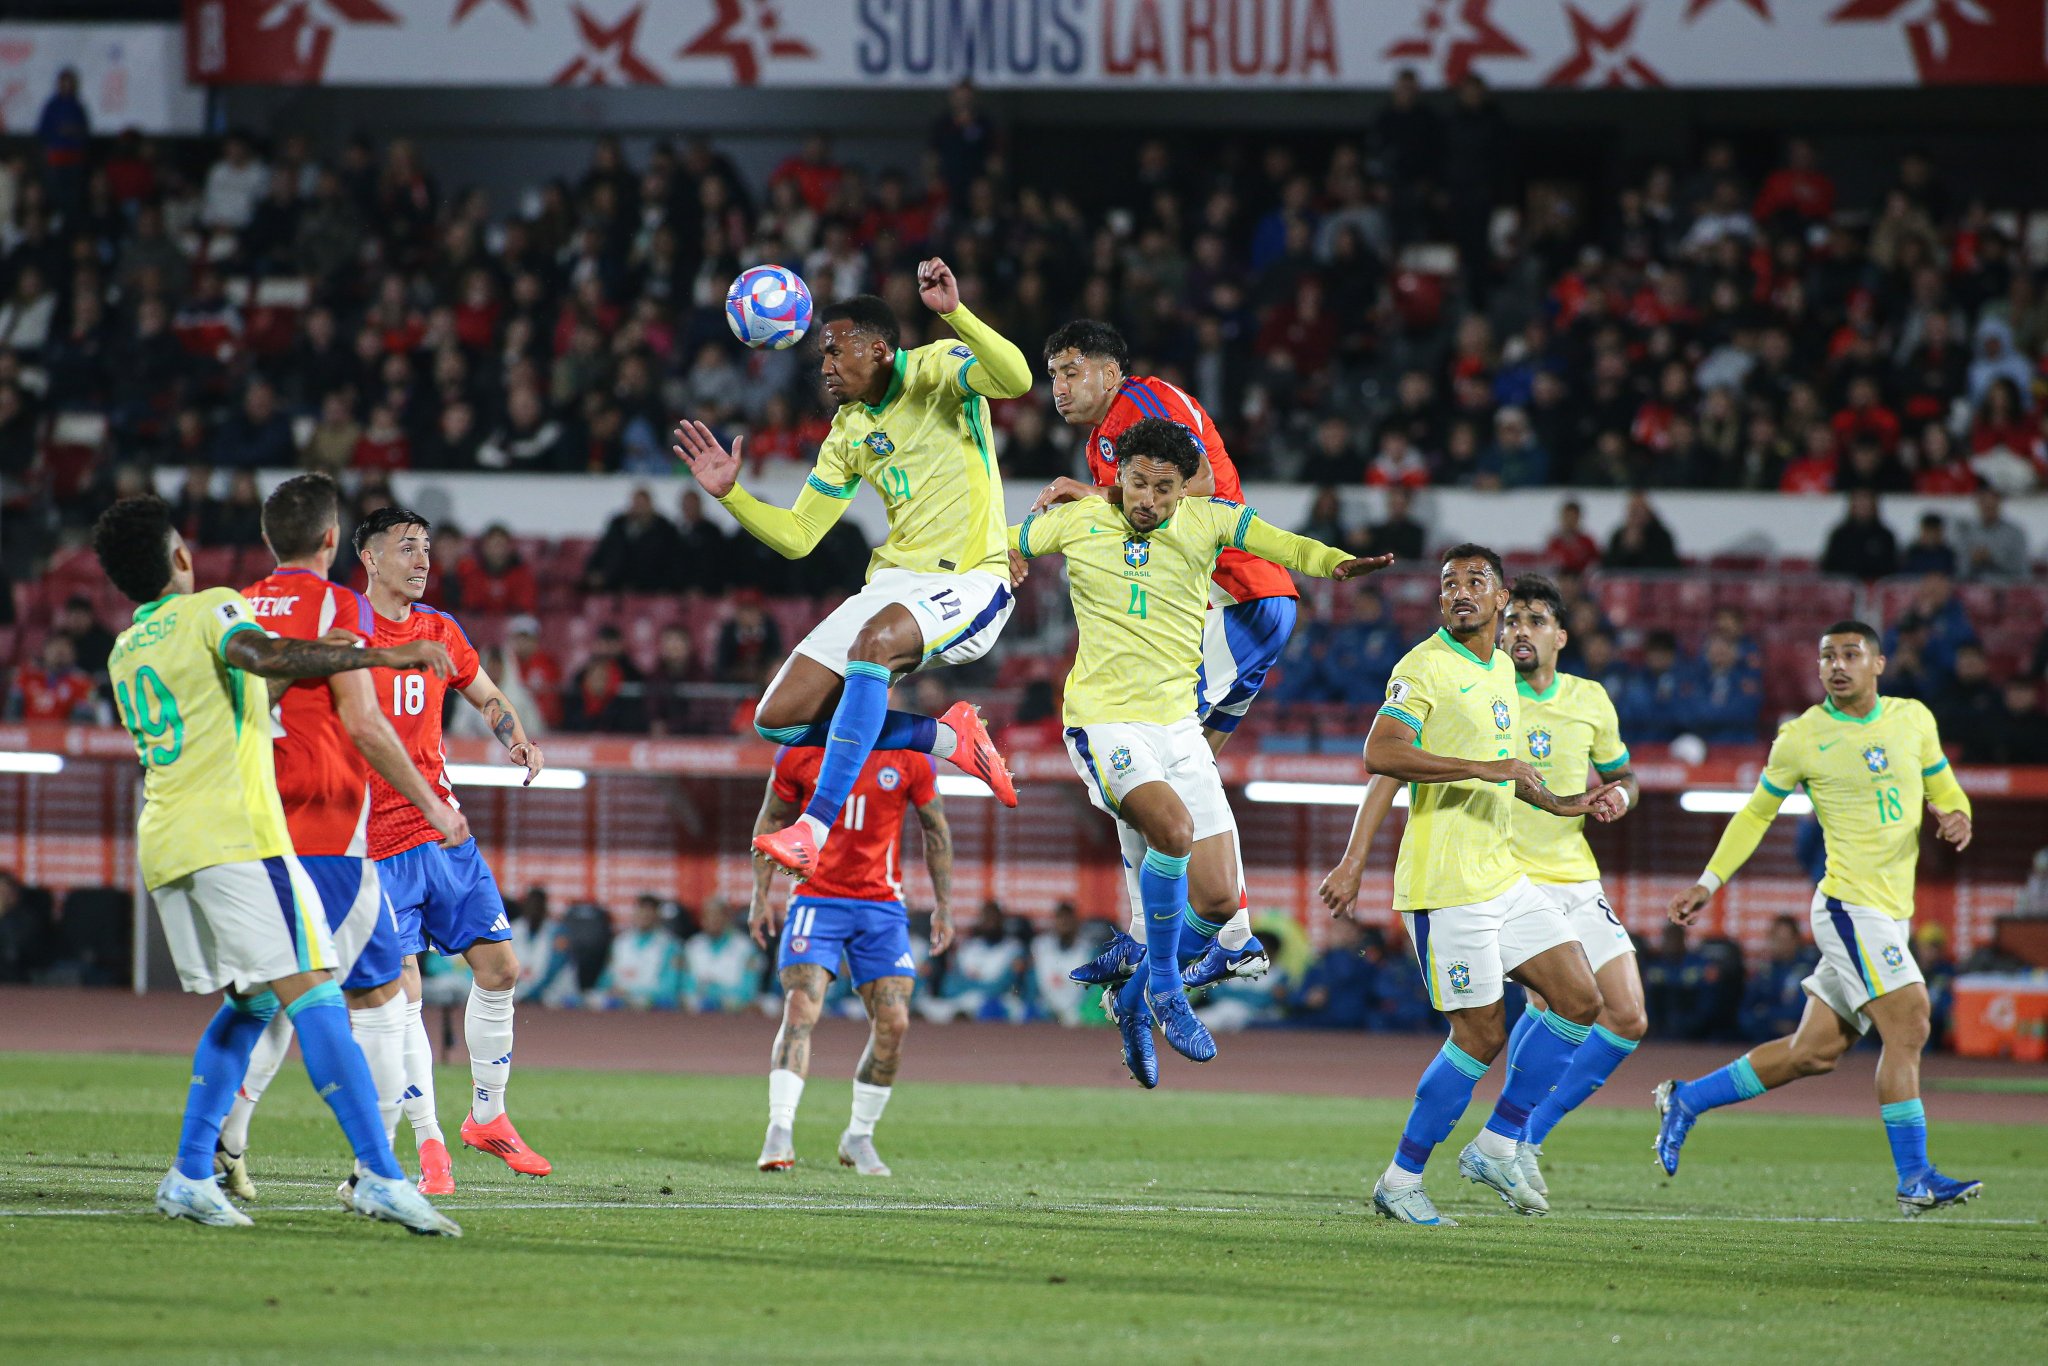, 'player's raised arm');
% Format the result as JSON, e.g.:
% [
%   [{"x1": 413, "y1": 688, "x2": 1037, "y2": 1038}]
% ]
[
  {"x1": 913, "y1": 783, "x2": 955, "y2": 954},
  {"x1": 1669, "y1": 723, "x2": 1803, "y2": 925},
  {"x1": 457, "y1": 664, "x2": 544, "y2": 787},
  {"x1": 1319, "y1": 772, "x2": 1402, "y2": 919},
  {"x1": 1008, "y1": 499, "x2": 1080, "y2": 560},
  {"x1": 672, "y1": 419, "x2": 856, "y2": 561},
  {"x1": 1235, "y1": 510, "x2": 1392, "y2": 581},
  {"x1": 225, "y1": 628, "x2": 452, "y2": 681},
  {"x1": 920, "y1": 257, "x2": 1032, "y2": 400}
]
